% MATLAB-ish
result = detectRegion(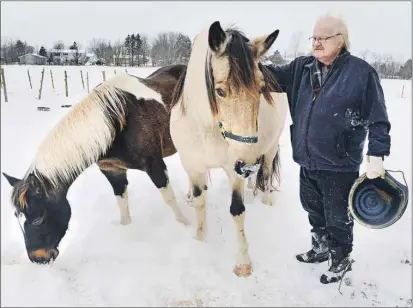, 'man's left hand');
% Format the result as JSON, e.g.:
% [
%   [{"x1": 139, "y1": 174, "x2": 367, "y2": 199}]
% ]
[{"x1": 365, "y1": 155, "x2": 385, "y2": 179}]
